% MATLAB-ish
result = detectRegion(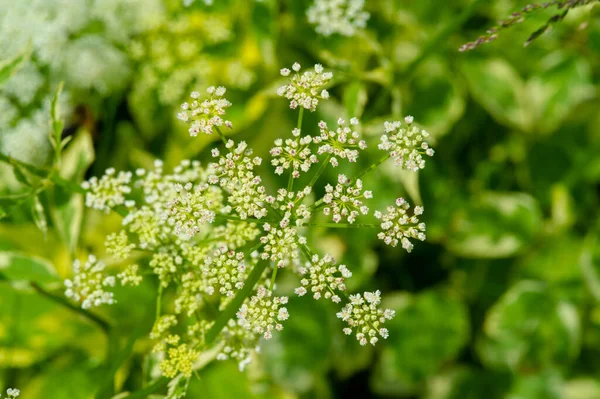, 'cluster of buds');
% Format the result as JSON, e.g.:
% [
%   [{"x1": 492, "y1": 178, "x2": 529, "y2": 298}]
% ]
[
  {"x1": 64, "y1": 255, "x2": 116, "y2": 309},
  {"x1": 295, "y1": 253, "x2": 351, "y2": 302},
  {"x1": 307, "y1": 0, "x2": 370, "y2": 37},
  {"x1": 337, "y1": 290, "x2": 395, "y2": 346},
  {"x1": 379, "y1": 116, "x2": 434, "y2": 171},
  {"x1": 270, "y1": 128, "x2": 318, "y2": 177},
  {"x1": 177, "y1": 86, "x2": 232, "y2": 136},
  {"x1": 236, "y1": 286, "x2": 290, "y2": 340},
  {"x1": 81, "y1": 167, "x2": 132, "y2": 213},
  {"x1": 374, "y1": 197, "x2": 426, "y2": 252},
  {"x1": 260, "y1": 222, "x2": 303, "y2": 268},
  {"x1": 315, "y1": 118, "x2": 366, "y2": 166},
  {"x1": 202, "y1": 246, "x2": 248, "y2": 297},
  {"x1": 323, "y1": 175, "x2": 372, "y2": 223},
  {"x1": 277, "y1": 63, "x2": 333, "y2": 111},
  {"x1": 3, "y1": 388, "x2": 20, "y2": 399}
]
